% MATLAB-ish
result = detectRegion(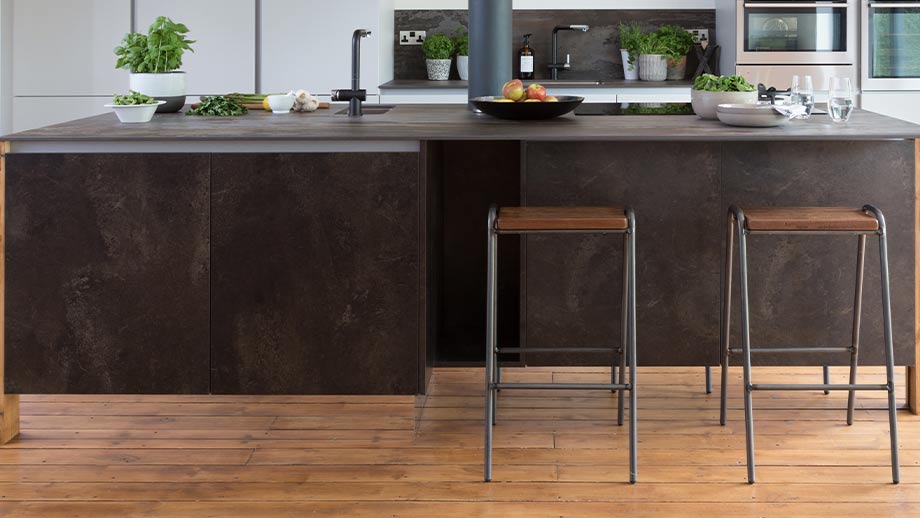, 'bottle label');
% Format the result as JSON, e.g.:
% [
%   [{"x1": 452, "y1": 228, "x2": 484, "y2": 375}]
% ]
[{"x1": 521, "y1": 56, "x2": 534, "y2": 74}]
